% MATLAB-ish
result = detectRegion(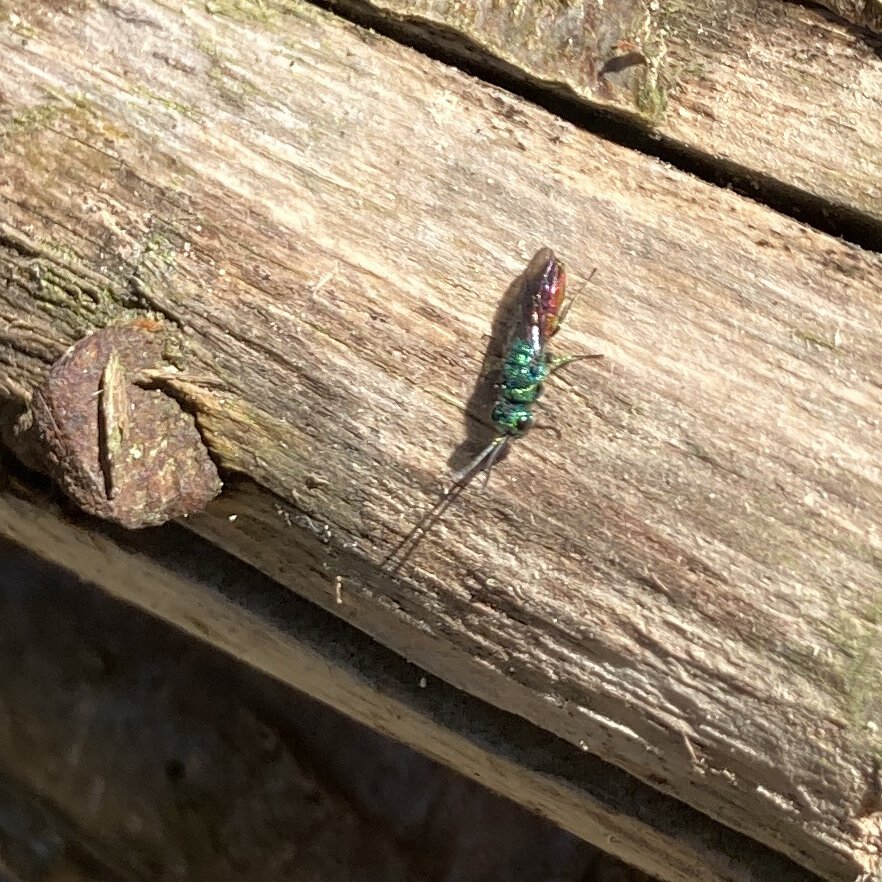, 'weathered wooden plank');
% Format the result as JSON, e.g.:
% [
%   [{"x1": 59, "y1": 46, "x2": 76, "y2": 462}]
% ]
[
  {"x1": 336, "y1": 0, "x2": 882, "y2": 232},
  {"x1": 0, "y1": 564, "x2": 426, "y2": 882},
  {"x1": 1, "y1": 1, "x2": 881, "y2": 880},
  {"x1": 813, "y1": 0, "x2": 882, "y2": 33},
  {"x1": 1, "y1": 538, "x2": 633, "y2": 882},
  {"x1": 0, "y1": 486, "x2": 816, "y2": 882}
]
